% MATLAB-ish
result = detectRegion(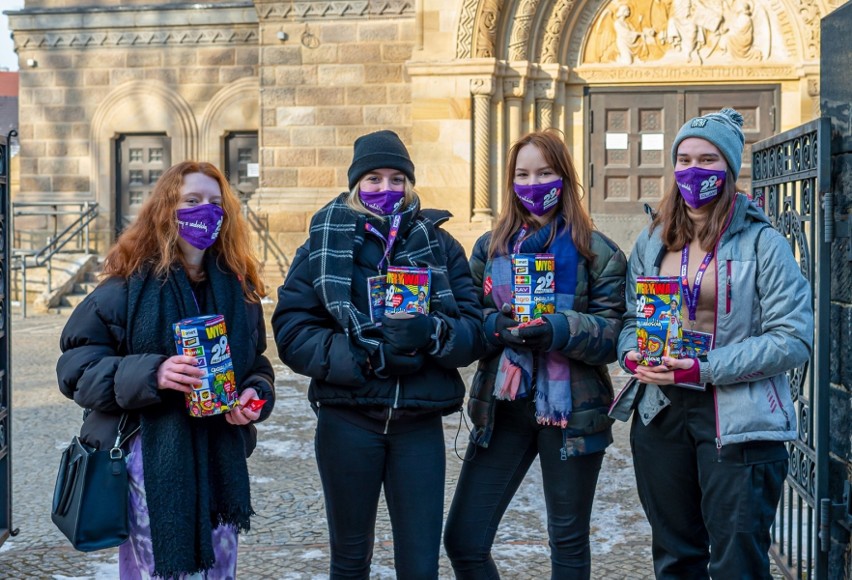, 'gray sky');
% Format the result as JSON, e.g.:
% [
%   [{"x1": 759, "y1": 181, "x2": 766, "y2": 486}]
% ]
[{"x1": 0, "y1": 1, "x2": 25, "y2": 72}]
